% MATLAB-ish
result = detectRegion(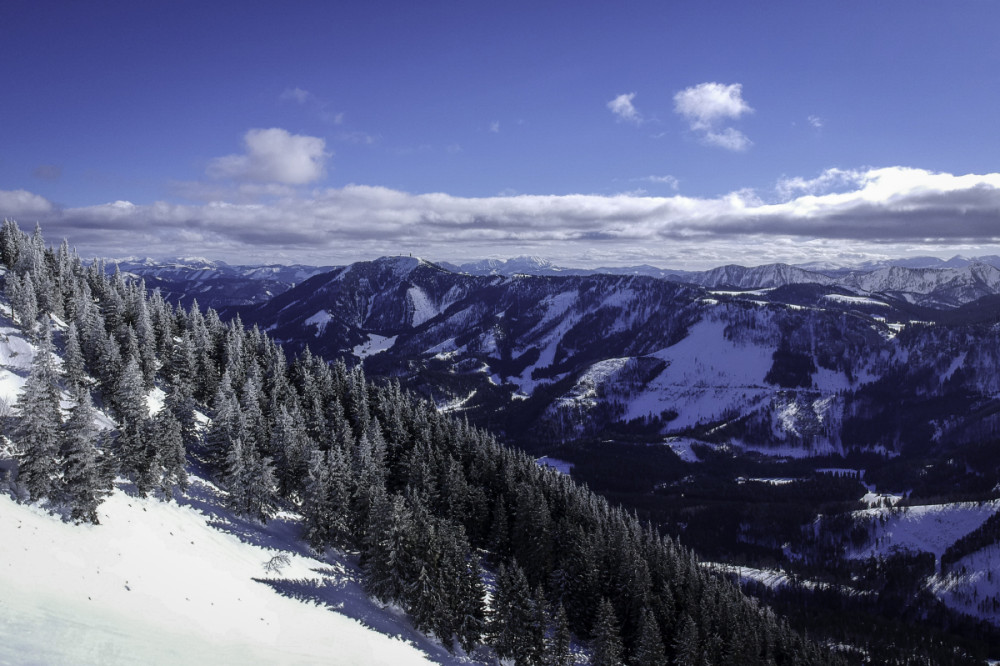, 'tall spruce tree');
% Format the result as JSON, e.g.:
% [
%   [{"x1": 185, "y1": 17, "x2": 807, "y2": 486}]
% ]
[
  {"x1": 633, "y1": 606, "x2": 667, "y2": 666},
  {"x1": 223, "y1": 436, "x2": 277, "y2": 522},
  {"x1": 545, "y1": 603, "x2": 574, "y2": 666},
  {"x1": 14, "y1": 320, "x2": 63, "y2": 501},
  {"x1": 61, "y1": 387, "x2": 107, "y2": 523},
  {"x1": 591, "y1": 597, "x2": 624, "y2": 666}
]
